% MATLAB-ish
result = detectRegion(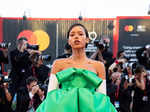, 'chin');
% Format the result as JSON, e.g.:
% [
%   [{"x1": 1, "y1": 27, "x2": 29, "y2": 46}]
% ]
[
  {"x1": 72, "y1": 44, "x2": 85, "y2": 49},
  {"x1": 72, "y1": 46, "x2": 84, "y2": 49}
]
